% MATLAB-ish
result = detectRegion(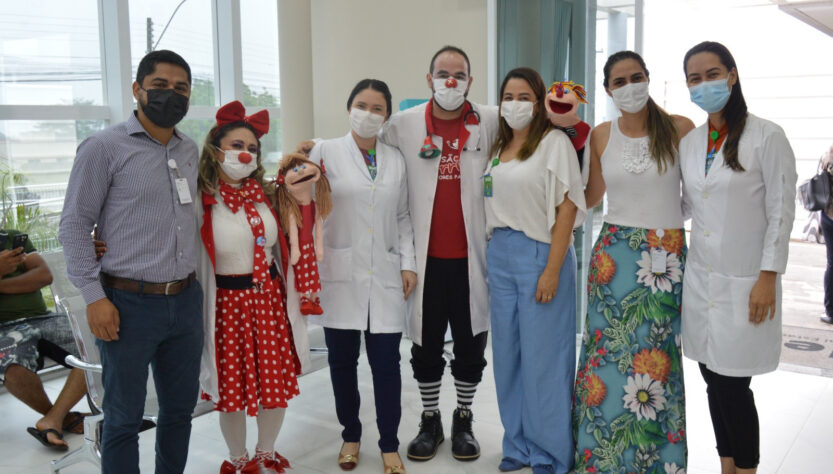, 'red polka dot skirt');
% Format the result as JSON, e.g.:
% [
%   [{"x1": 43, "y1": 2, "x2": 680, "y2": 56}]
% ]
[
  {"x1": 293, "y1": 242, "x2": 321, "y2": 293},
  {"x1": 209, "y1": 282, "x2": 300, "y2": 416}
]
